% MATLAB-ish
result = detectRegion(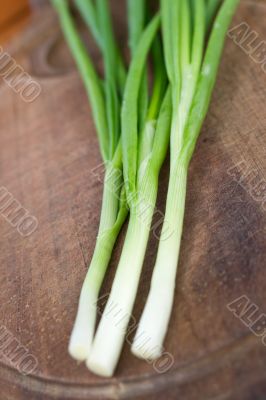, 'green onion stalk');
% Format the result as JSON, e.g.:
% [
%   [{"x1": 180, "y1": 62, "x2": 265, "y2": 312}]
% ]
[
  {"x1": 127, "y1": 0, "x2": 149, "y2": 132},
  {"x1": 51, "y1": 0, "x2": 128, "y2": 361},
  {"x1": 87, "y1": 13, "x2": 171, "y2": 377},
  {"x1": 132, "y1": 0, "x2": 240, "y2": 360}
]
